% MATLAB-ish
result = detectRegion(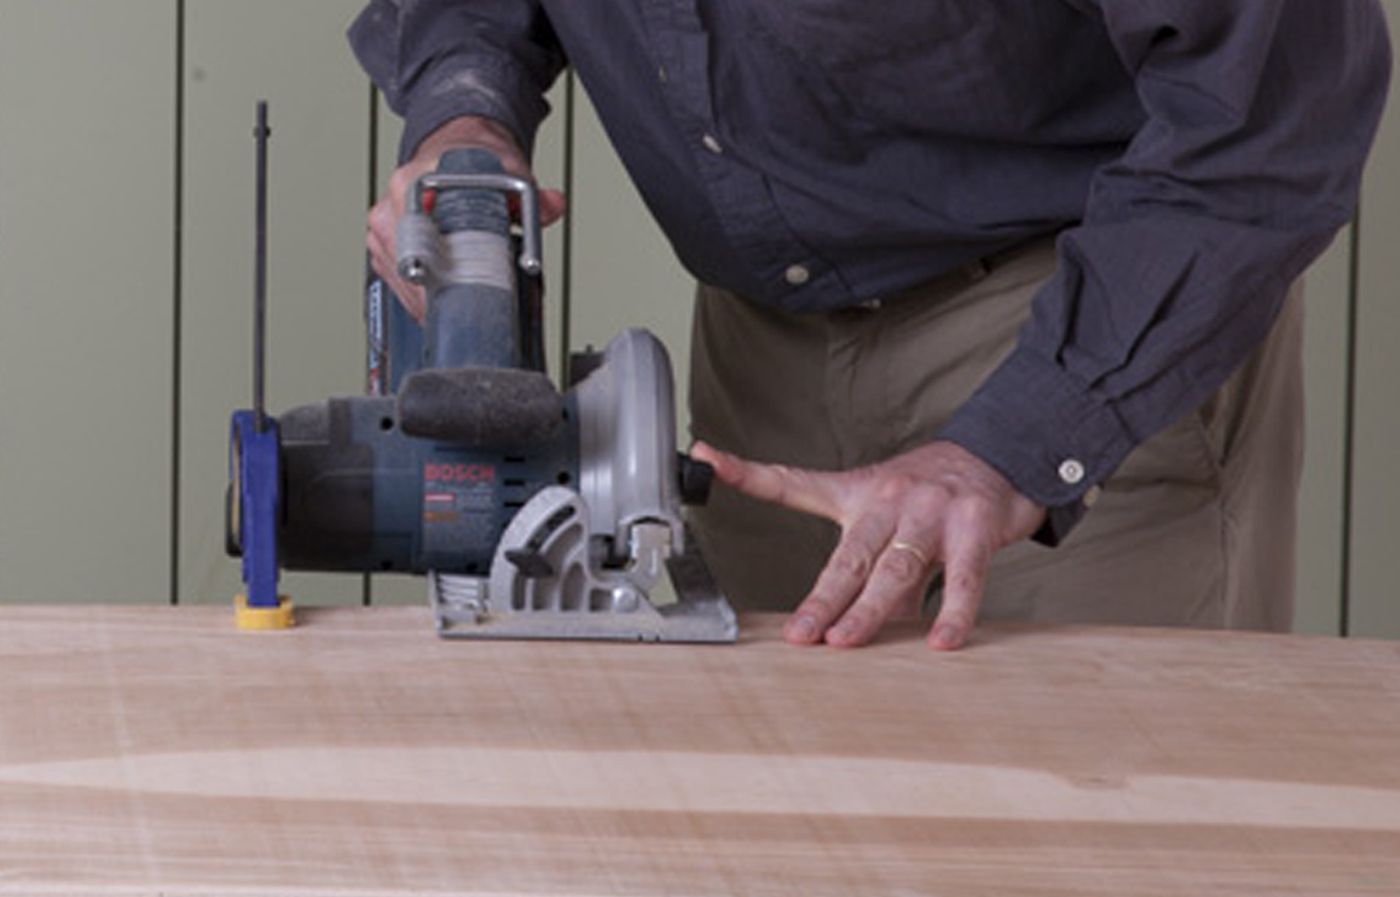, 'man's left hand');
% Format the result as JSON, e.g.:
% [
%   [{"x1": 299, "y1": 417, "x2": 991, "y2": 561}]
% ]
[{"x1": 690, "y1": 440, "x2": 1045, "y2": 650}]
